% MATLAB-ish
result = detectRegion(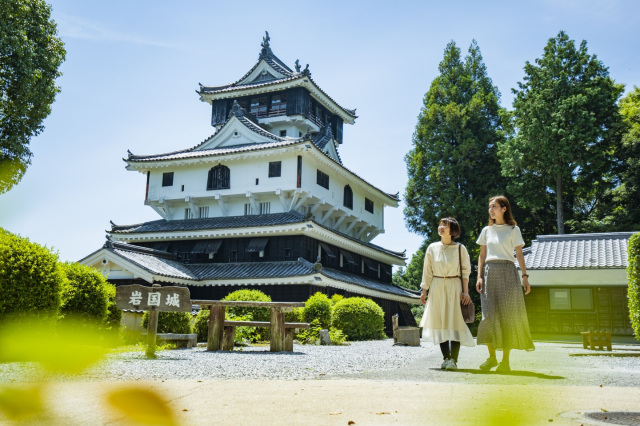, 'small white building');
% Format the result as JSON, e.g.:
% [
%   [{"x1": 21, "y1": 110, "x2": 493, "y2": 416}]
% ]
[
  {"x1": 523, "y1": 231, "x2": 636, "y2": 336},
  {"x1": 80, "y1": 33, "x2": 419, "y2": 333}
]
